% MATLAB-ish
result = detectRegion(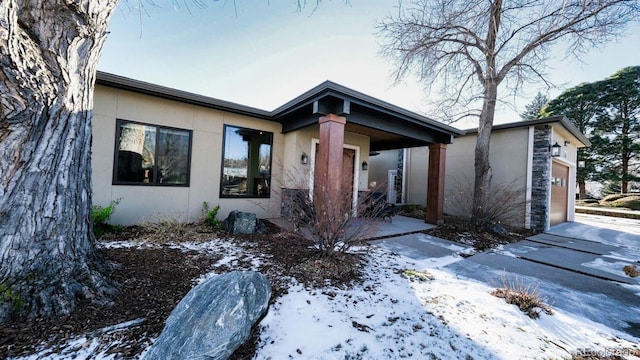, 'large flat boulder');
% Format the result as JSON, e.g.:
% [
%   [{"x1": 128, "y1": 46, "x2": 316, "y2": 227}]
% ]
[{"x1": 143, "y1": 271, "x2": 271, "y2": 360}]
